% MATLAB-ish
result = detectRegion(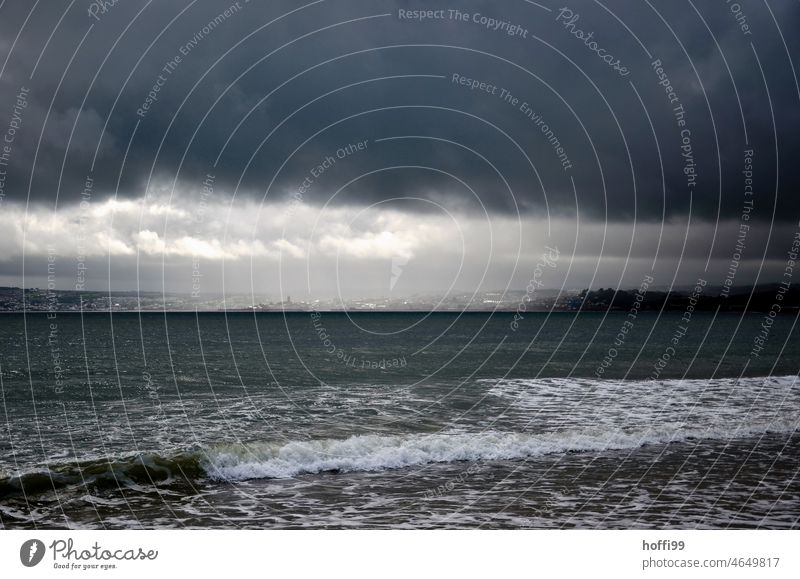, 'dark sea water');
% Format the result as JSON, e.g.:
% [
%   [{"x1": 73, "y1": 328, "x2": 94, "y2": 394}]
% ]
[{"x1": 0, "y1": 311, "x2": 798, "y2": 529}]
